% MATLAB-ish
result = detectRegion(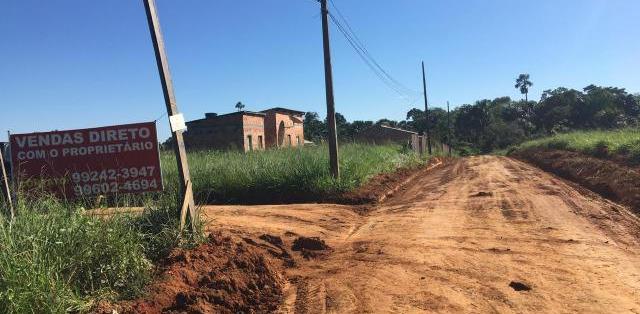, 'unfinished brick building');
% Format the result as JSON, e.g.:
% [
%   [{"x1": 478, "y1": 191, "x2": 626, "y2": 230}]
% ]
[
  {"x1": 354, "y1": 124, "x2": 417, "y2": 145},
  {"x1": 184, "y1": 107, "x2": 304, "y2": 152}
]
